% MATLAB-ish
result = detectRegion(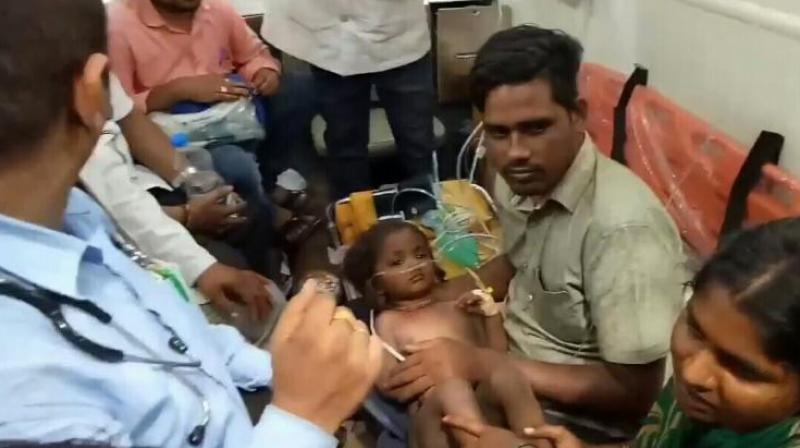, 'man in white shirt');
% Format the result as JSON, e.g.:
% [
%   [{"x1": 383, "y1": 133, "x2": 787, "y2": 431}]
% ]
[
  {"x1": 262, "y1": 0, "x2": 436, "y2": 199},
  {"x1": 80, "y1": 75, "x2": 282, "y2": 341}
]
